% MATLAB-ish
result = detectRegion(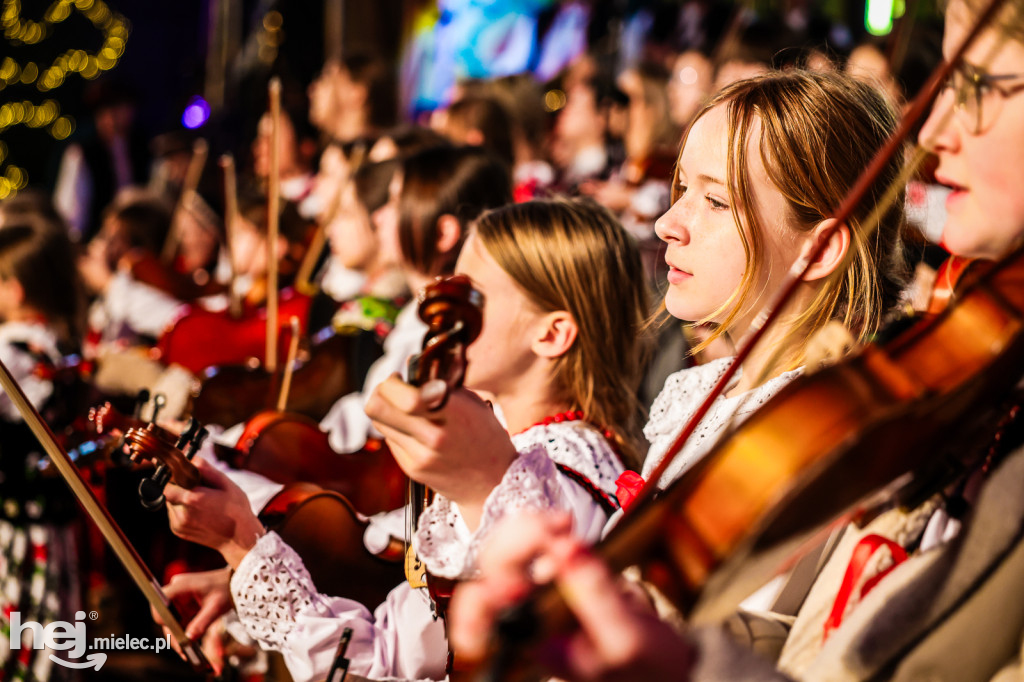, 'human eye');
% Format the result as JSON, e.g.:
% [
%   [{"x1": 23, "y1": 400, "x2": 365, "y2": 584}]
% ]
[
  {"x1": 960, "y1": 63, "x2": 993, "y2": 95},
  {"x1": 706, "y1": 194, "x2": 729, "y2": 211}
]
